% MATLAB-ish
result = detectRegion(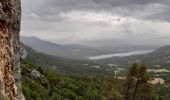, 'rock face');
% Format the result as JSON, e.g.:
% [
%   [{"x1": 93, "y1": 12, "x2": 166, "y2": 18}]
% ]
[
  {"x1": 30, "y1": 69, "x2": 41, "y2": 79},
  {"x1": 0, "y1": 0, "x2": 23, "y2": 100}
]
